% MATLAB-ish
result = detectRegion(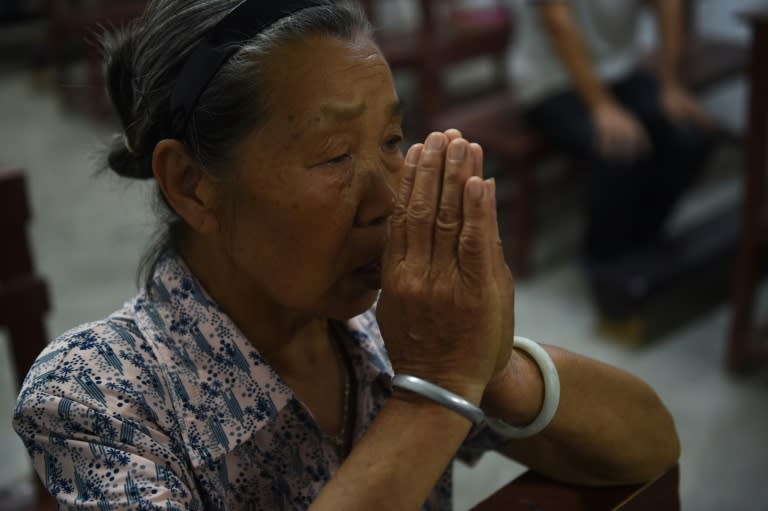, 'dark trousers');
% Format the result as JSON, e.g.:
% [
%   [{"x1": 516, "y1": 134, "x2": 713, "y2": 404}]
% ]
[{"x1": 524, "y1": 70, "x2": 713, "y2": 262}]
